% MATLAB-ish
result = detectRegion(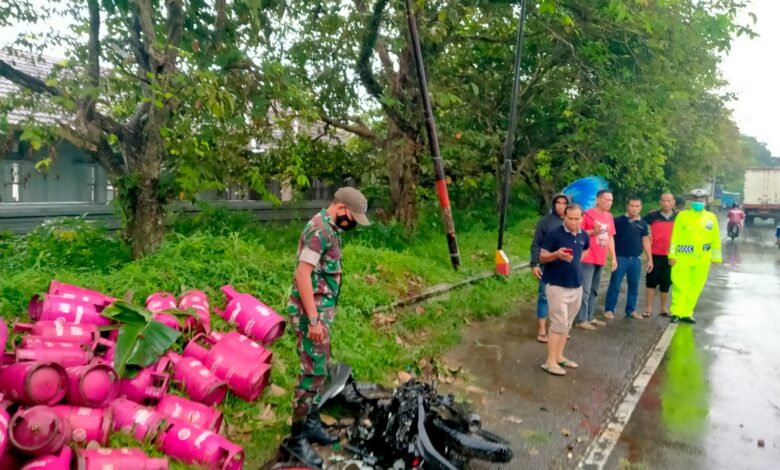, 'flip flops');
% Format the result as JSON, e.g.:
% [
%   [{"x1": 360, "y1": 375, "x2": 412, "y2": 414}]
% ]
[
  {"x1": 537, "y1": 334, "x2": 549, "y2": 343},
  {"x1": 558, "y1": 359, "x2": 579, "y2": 369},
  {"x1": 641, "y1": 311, "x2": 652, "y2": 318},
  {"x1": 541, "y1": 364, "x2": 566, "y2": 376}
]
